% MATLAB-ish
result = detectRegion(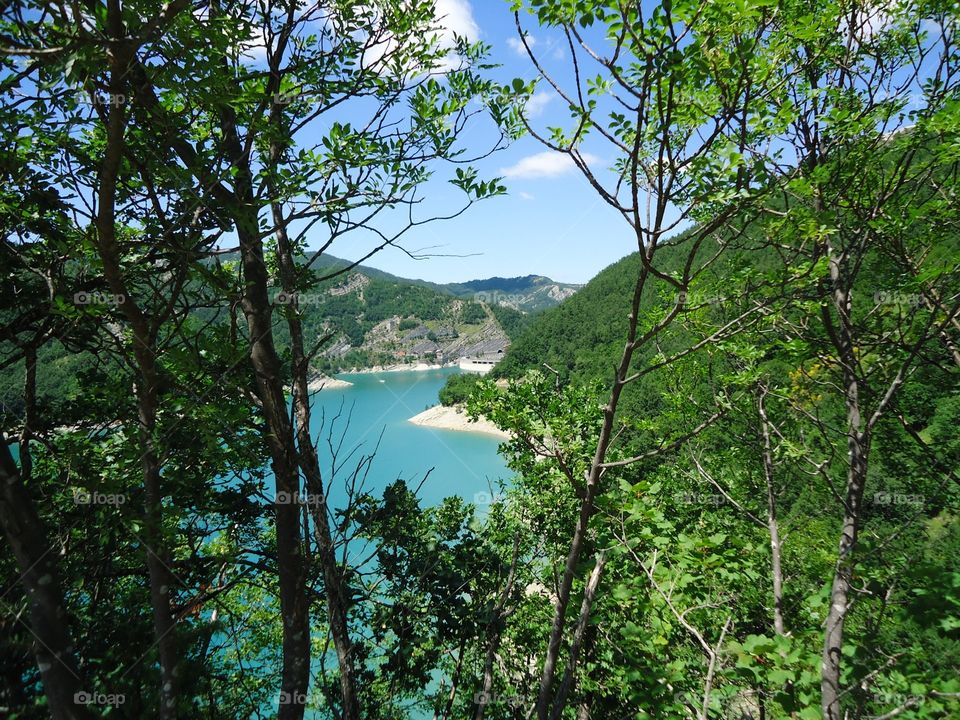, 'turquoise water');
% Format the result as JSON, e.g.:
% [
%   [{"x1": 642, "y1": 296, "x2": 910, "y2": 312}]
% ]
[
  {"x1": 307, "y1": 368, "x2": 506, "y2": 717},
  {"x1": 262, "y1": 368, "x2": 507, "y2": 717},
  {"x1": 10, "y1": 367, "x2": 503, "y2": 716},
  {"x1": 311, "y1": 367, "x2": 508, "y2": 510}
]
